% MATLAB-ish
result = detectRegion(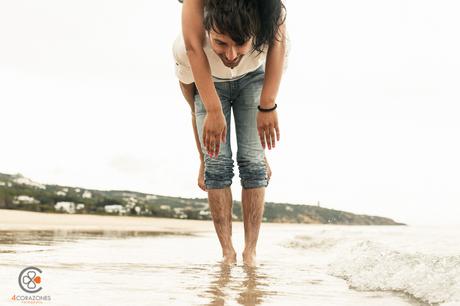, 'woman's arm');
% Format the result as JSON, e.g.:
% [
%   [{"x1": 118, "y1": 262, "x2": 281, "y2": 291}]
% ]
[
  {"x1": 257, "y1": 21, "x2": 287, "y2": 150},
  {"x1": 260, "y1": 22, "x2": 287, "y2": 109},
  {"x1": 181, "y1": 0, "x2": 226, "y2": 158}
]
